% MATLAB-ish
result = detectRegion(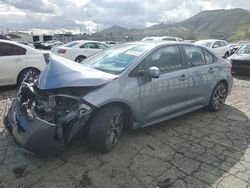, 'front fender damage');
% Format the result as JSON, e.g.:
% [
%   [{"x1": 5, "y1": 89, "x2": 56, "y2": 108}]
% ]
[{"x1": 4, "y1": 80, "x2": 96, "y2": 156}]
